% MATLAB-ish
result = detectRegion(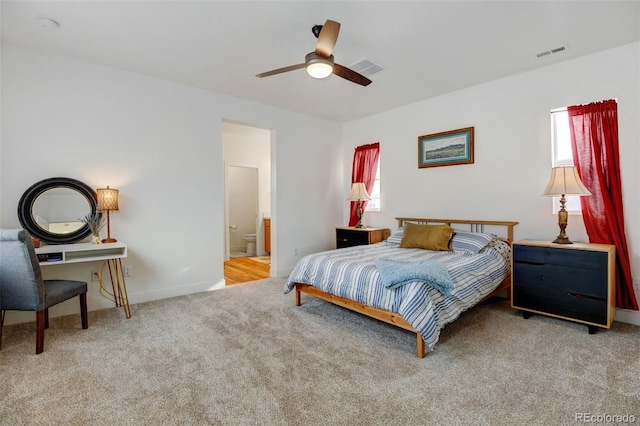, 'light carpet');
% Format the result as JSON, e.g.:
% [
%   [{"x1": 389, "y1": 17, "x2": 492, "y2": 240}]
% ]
[{"x1": 1, "y1": 278, "x2": 638, "y2": 425}]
